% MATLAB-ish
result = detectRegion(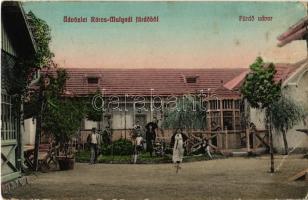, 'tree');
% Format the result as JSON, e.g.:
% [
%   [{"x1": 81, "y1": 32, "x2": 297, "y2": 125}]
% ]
[
  {"x1": 268, "y1": 95, "x2": 304, "y2": 155},
  {"x1": 241, "y1": 57, "x2": 281, "y2": 110},
  {"x1": 10, "y1": 10, "x2": 56, "y2": 170},
  {"x1": 27, "y1": 69, "x2": 93, "y2": 161},
  {"x1": 163, "y1": 95, "x2": 206, "y2": 133},
  {"x1": 41, "y1": 69, "x2": 85, "y2": 144},
  {"x1": 241, "y1": 57, "x2": 281, "y2": 173},
  {"x1": 27, "y1": 11, "x2": 54, "y2": 68},
  {"x1": 6, "y1": 10, "x2": 54, "y2": 117},
  {"x1": 24, "y1": 10, "x2": 55, "y2": 170},
  {"x1": 85, "y1": 90, "x2": 104, "y2": 129}
]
